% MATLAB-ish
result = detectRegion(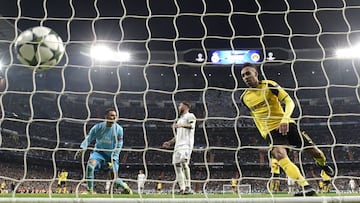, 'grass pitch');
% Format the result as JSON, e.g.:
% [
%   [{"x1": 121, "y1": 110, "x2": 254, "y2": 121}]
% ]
[
  {"x1": 1, "y1": 192, "x2": 360, "y2": 203},
  {"x1": 1, "y1": 192, "x2": 360, "y2": 198}
]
